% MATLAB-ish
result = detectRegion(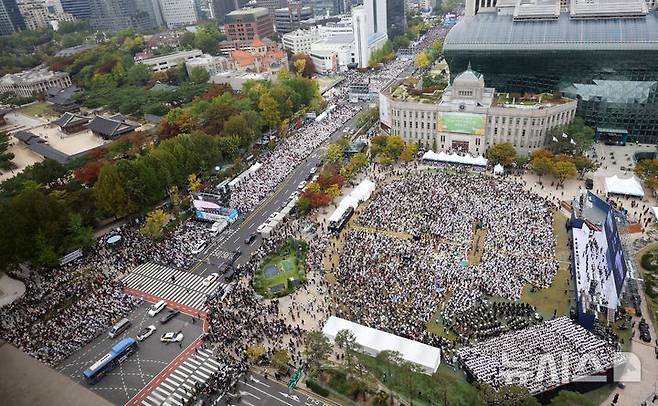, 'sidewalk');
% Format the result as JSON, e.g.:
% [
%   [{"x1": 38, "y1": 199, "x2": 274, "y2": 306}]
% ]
[{"x1": 0, "y1": 273, "x2": 25, "y2": 308}]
